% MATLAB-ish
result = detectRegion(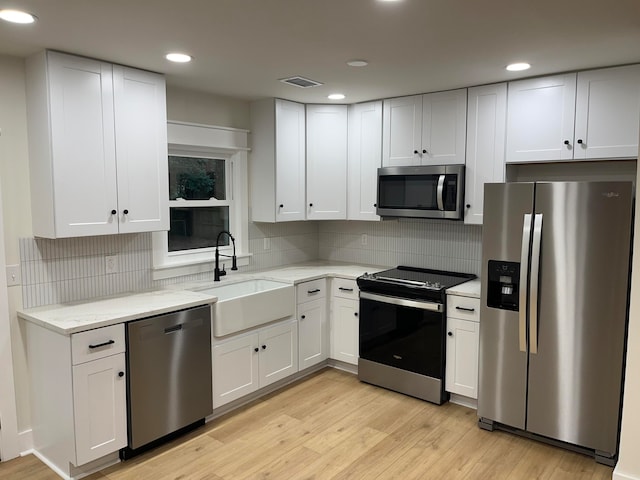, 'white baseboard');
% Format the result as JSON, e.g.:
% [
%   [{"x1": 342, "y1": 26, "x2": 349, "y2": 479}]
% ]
[
  {"x1": 18, "y1": 428, "x2": 33, "y2": 456},
  {"x1": 30, "y1": 449, "x2": 70, "y2": 480},
  {"x1": 613, "y1": 467, "x2": 640, "y2": 480},
  {"x1": 449, "y1": 393, "x2": 478, "y2": 410}
]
